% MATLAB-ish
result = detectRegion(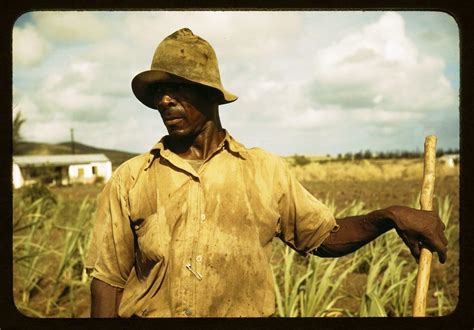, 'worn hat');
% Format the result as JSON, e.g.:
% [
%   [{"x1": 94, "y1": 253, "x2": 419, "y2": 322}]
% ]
[{"x1": 132, "y1": 28, "x2": 238, "y2": 109}]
